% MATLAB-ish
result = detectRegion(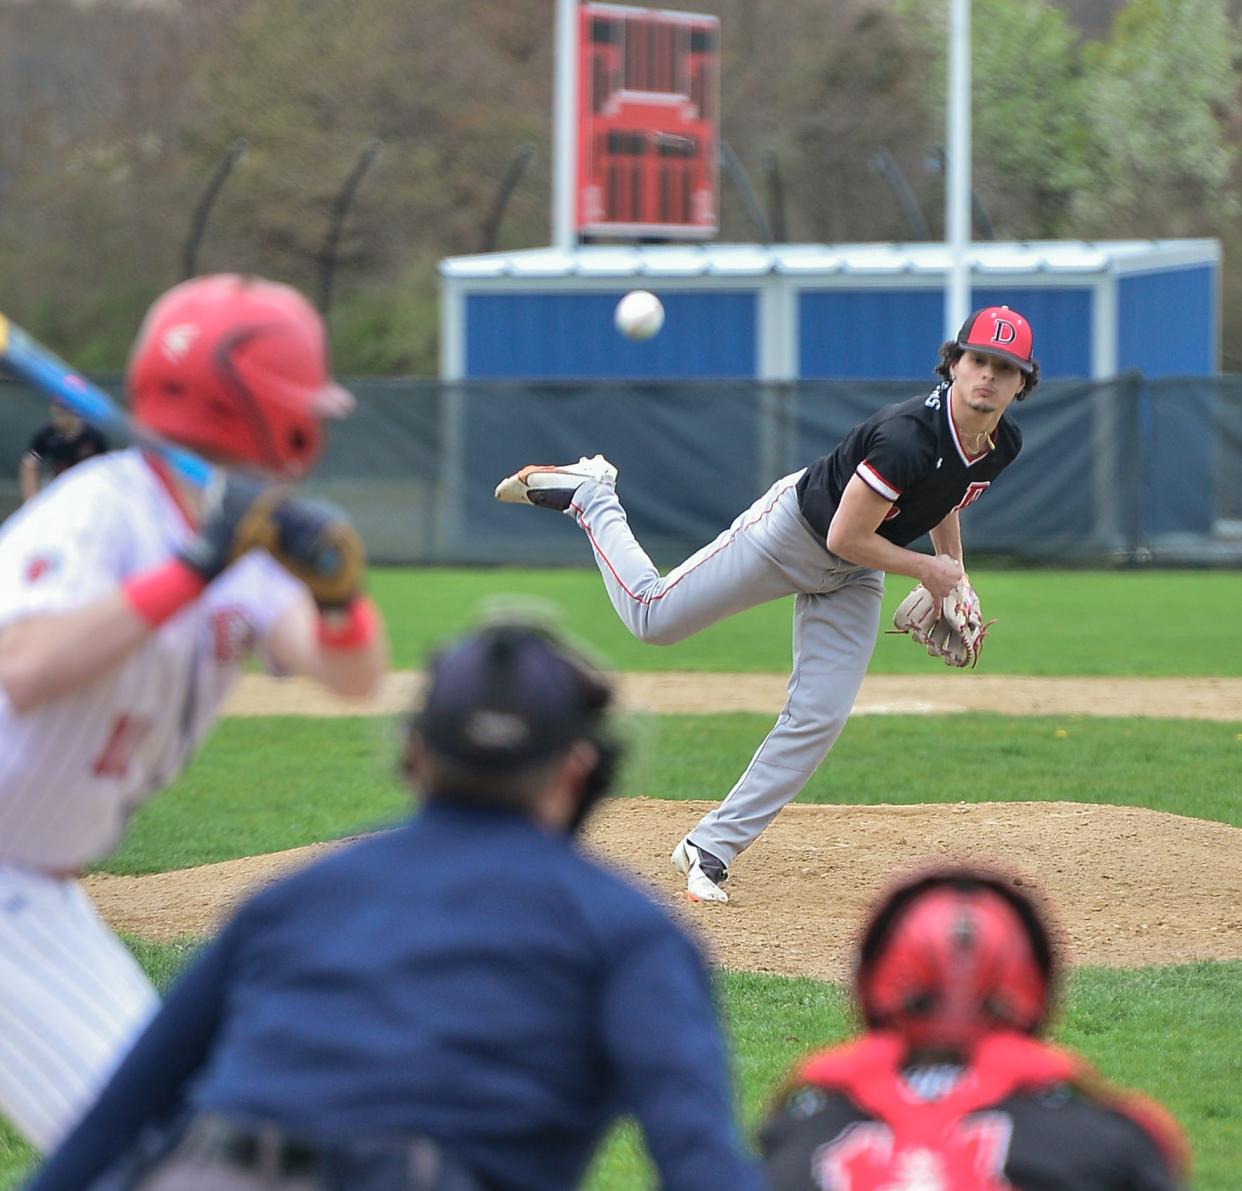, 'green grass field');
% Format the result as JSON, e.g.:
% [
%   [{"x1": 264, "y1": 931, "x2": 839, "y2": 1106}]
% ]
[
  {"x1": 3, "y1": 954, "x2": 1236, "y2": 1188},
  {"x1": 373, "y1": 567, "x2": 1242, "y2": 676},
  {"x1": 4, "y1": 567, "x2": 1238, "y2": 1189},
  {"x1": 97, "y1": 711, "x2": 1240, "y2": 875}
]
